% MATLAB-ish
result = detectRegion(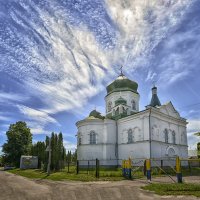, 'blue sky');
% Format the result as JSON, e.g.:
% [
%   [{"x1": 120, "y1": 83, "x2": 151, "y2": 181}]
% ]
[{"x1": 0, "y1": 0, "x2": 200, "y2": 153}]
